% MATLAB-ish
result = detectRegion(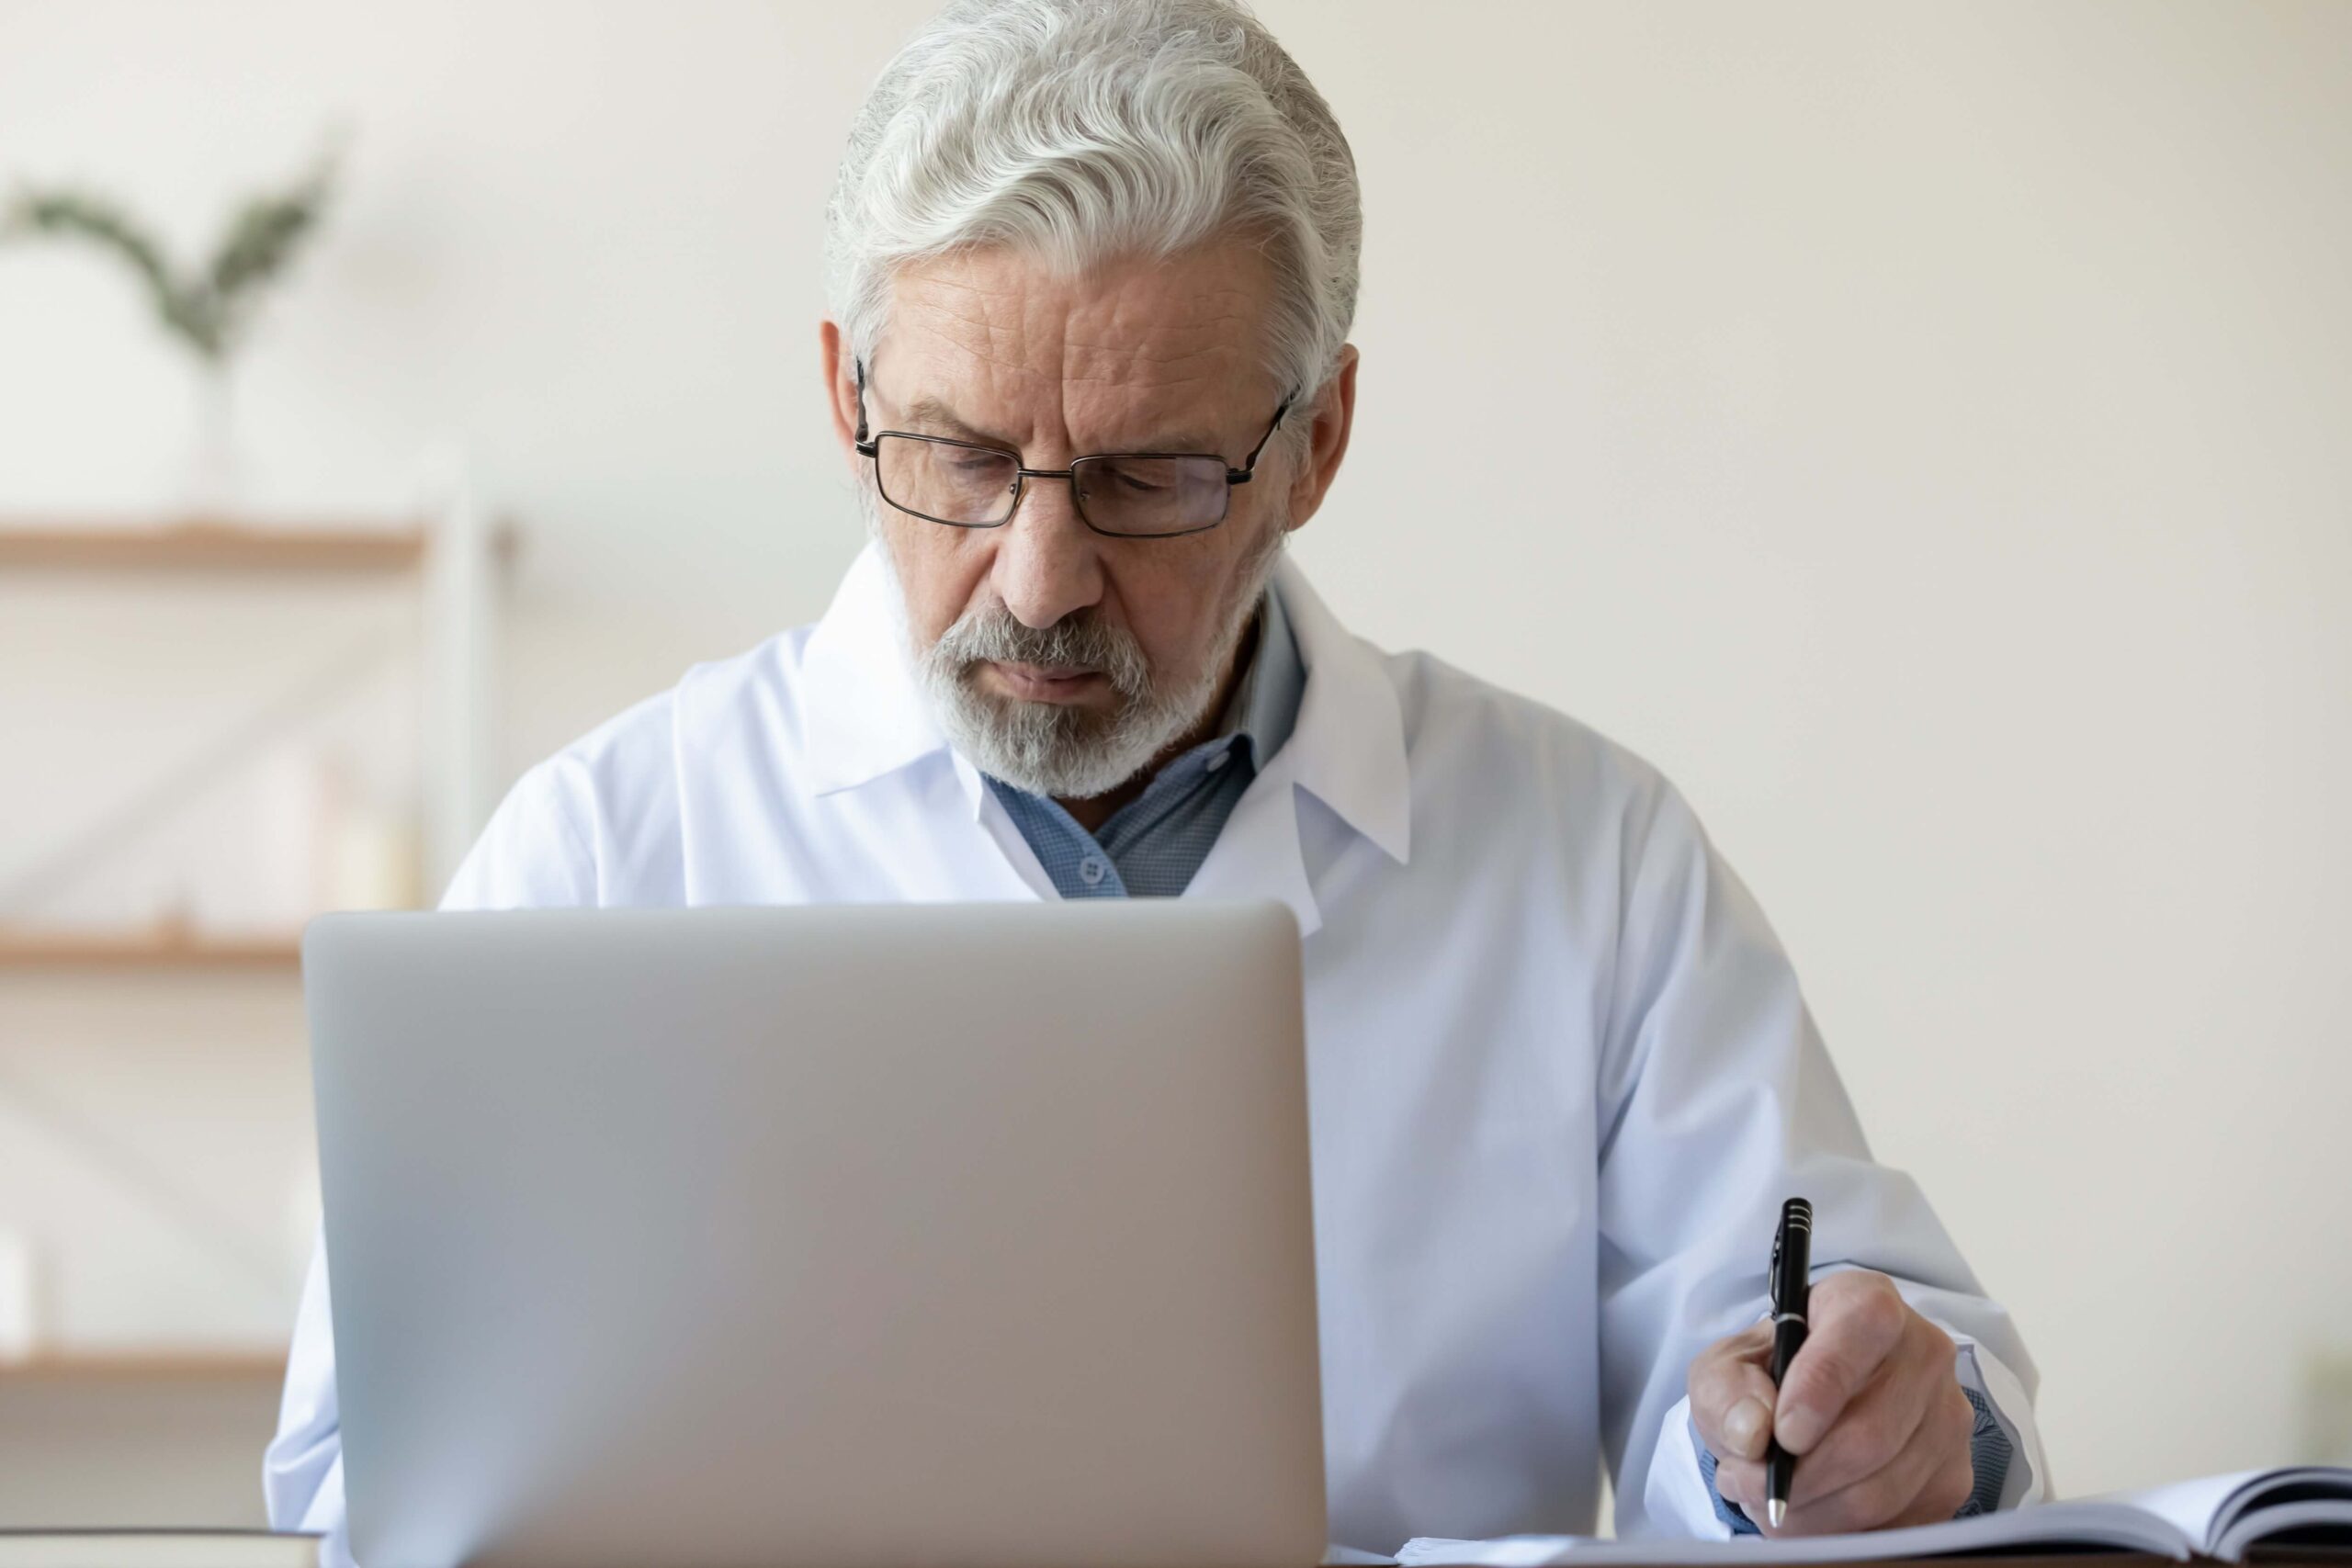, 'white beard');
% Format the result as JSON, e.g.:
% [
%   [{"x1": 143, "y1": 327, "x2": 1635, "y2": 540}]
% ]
[{"x1": 863, "y1": 484, "x2": 1285, "y2": 800}]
